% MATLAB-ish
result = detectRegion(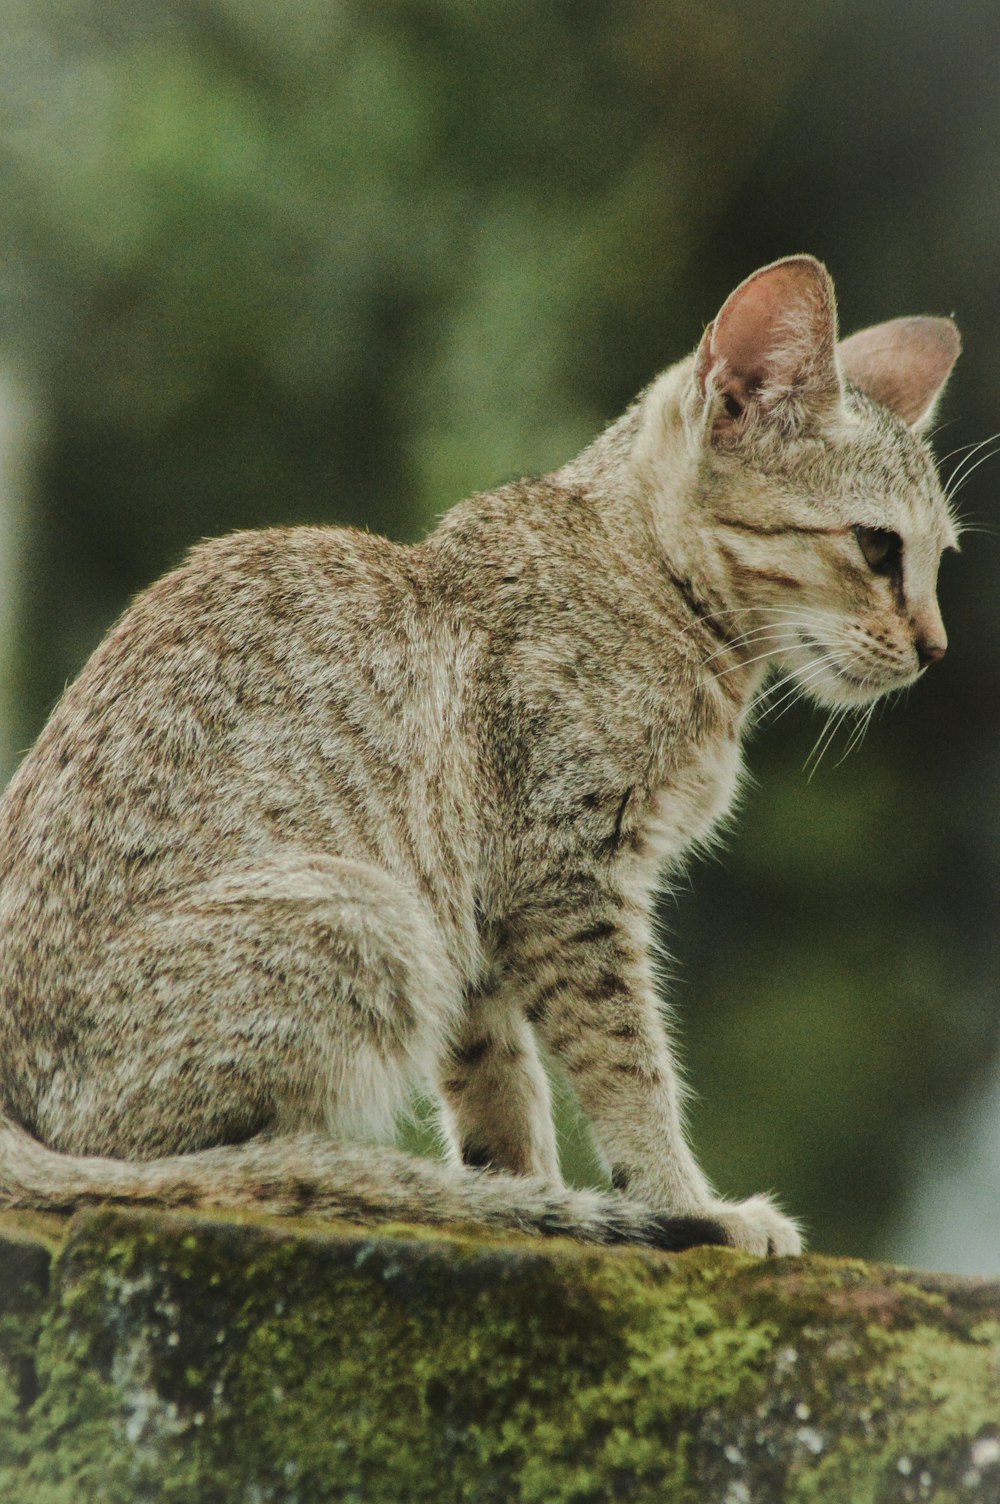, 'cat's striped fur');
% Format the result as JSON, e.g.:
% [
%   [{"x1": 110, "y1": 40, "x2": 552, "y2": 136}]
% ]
[{"x1": 0, "y1": 257, "x2": 960, "y2": 1253}]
